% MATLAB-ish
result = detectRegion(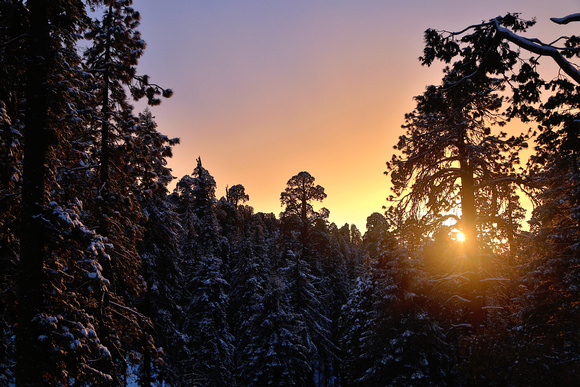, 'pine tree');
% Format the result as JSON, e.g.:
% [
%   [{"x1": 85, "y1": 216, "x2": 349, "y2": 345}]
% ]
[
  {"x1": 421, "y1": 12, "x2": 580, "y2": 382},
  {"x1": 339, "y1": 269, "x2": 377, "y2": 385},
  {"x1": 4, "y1": 0, "x2": 154, "y2": 383},
  {"x1": 341, "y1": 213, "x2": 453, "y2": 386},
  {"x1": 174, "y1": 159, "x2": 234, "y2": 386},
  {"x1": 238, "y1": 275, "x2": 311, "y2": 386},
  {"x1": 279, "y1": 171, "x2": 334, "y2": 384},
  {"x1": 13, "y1": 0, "x2": 122, "y2": 383},
  {"x1": 230, "y1": 239, "x2": 268, "y2": 385},
  {"x1": 127, "y1": 110, "x2": 184, "y2": 385},
  {"x1": 308, "y1": 219, "x2": 349, "y2": 385},
  {"x1": 0, "y1": 0, "x2": 26, "y2": 381},
  {"x1": 387, "y1": 33, "x2": 530, "y2": 328},
  {"x1": 81, "y1": 2, "x2": 175, "y2": 381},
  {"x1": 515, "y1": 23, "x2": 580, "y2": 385}
]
